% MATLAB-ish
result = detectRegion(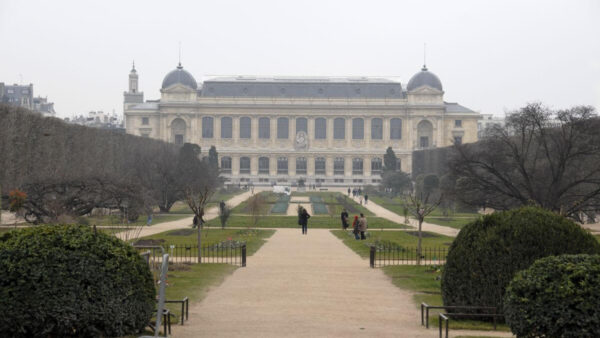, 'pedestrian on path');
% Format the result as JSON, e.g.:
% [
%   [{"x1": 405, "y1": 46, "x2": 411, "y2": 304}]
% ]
[
  {"x1": 364, "y1": 194, "x2": 368, "y2": 205},
  {"x1": 358, "y1": 213, "x2": 368, "y2": 240},
  {"x1": 347, "y1": 187, "x2": 351, "y2": 196},
  {"x1": 341, "y1": 208, "x2": 349, "y2": 230},
  {"x1": 299, "y1": 208, "x2": 311, "y2": 235},
  {"x1": 352, "y1": 215, "x2": 360, "y2": 240}
]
